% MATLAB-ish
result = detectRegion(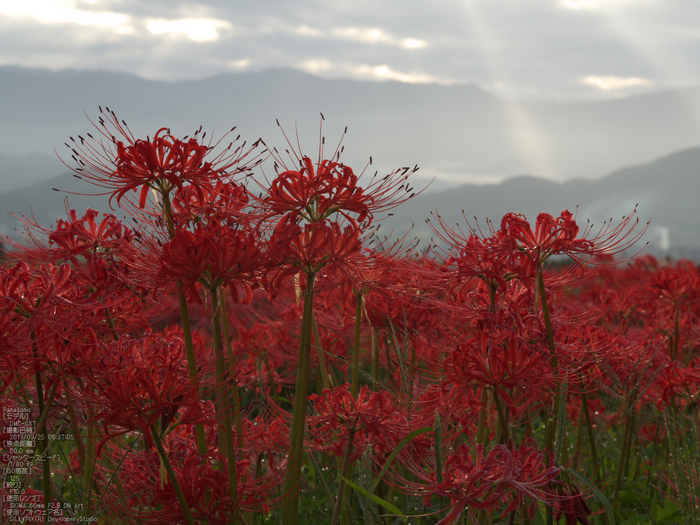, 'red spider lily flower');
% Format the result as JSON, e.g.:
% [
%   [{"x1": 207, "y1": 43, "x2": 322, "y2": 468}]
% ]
[
  {"x1": 115, "y1": 127, "x2": 213, "y2": 204},
  {"x1": 272, "y1": 220, "x2": 364, "y2": 277},
  {"x1": 641, "y1": 260, "x2": 700, "y2": 361},
  {"x1": 48, "y1": 208, "x2": 134, "y2": 258},
  {"x1": 260, "y1": 122, "x2": 420, "y2": 228},
  {"x1": 157, "y1": 220, "x2": 263, "y2": 303},
  {"x1": 0, "y1": 259, "x2": 155, "y2": 391},
  {"x1": 306, "y1": 384, "x2": 403, "y2": 459},
  {"x1": 240, "y1": 415, "x2": 290, "y2": 471},
  {"x1": 314, "y1": 236, "x2": 422, "y2": 318},
  {"x1": 266, "y1": 156, "x2": 372, "y2": 226},
  {"x1": 646, "y1": 260, "x2": 700, "y2": 307},
  {"x1": 1, "y1": 238, "x2": 151, "y2": 341},
  {"x1": 429, "y1": 213, "x2": 520, "y2": 293},
  {"x1": 499, "y1": 209, "x2": 648, "y2": 279},
  {"x1": 503, "y1": 210, "x2": 591, "y2": 261},
  {"x1": 109, "y1": 443, "x2": 285, "y2": 524},
  {"x1": 100, "y1": 410, "x2": 288, "y2": 524},
  {"x1": 61, "y1": 107, "x2": 262, "y2": 209},
  {"x1": 0, "y1": 260, "x2": 73, "y2": 320},
  {"x1": 4, "y1": 207, "x2": 134, "y2": 264},
  {"x1": 170, "y1": 179, "x2": 252, "y2": 226},
  {"x1": 654, "y1": 357, "x2": 700, "y2": 408},
  {"x1": 392, "y1": 440, "x2": 561, "y2": 525},
  {"x1": 444, "y1": 313, "x2": 551, "y2": 413},
  {"x1": 76, "y1": 333, "x2": 207, "y2": 453}
]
